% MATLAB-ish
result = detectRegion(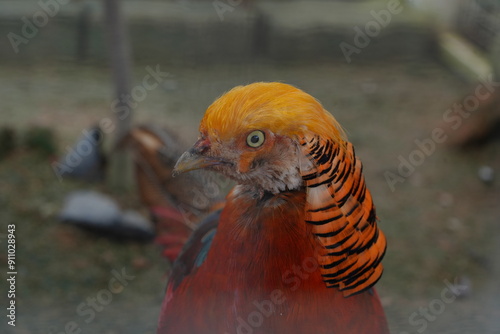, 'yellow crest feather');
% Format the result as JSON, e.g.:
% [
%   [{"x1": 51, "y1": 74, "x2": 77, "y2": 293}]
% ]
[{"x1": 200, "y1": 82, "x2": 346, "y2": 144}]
